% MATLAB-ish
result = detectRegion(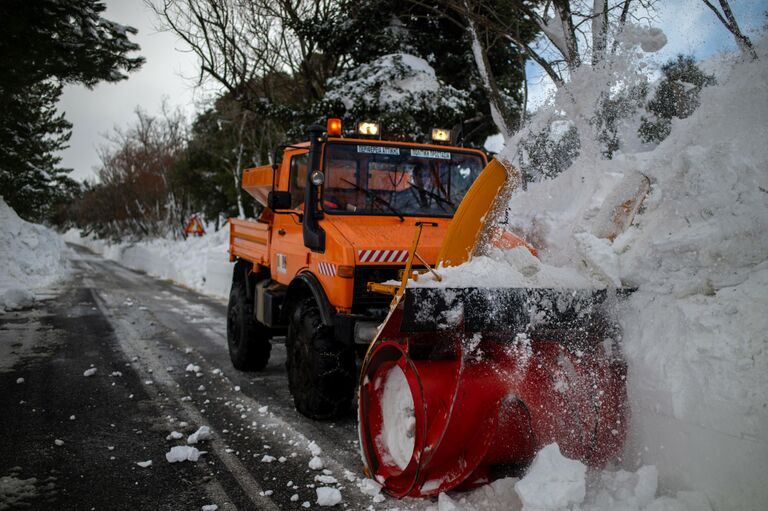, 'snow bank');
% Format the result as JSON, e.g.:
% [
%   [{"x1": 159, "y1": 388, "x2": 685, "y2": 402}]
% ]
[
  {"x1": 475, "y1": 40, "x2": 768, "y2": 511},
  {"x1": 64, "y1": 227, "x2": 232, "y2": 299},
  {"x1": 0, "y1": 198, "x2": 70, "y2": 311},
  {"x1": 429, "y1": 443, "x2": 708, "y2": 511}
]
